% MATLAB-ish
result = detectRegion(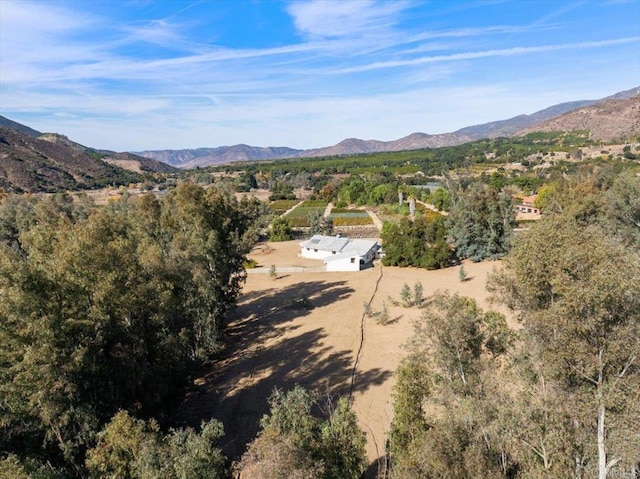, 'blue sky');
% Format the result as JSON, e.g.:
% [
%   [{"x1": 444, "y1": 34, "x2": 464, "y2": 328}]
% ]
[{"x1": 1, "y1": 0, "x2": 639, "y2": 151}]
